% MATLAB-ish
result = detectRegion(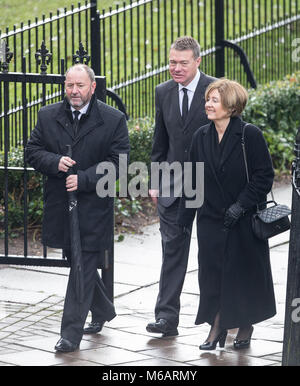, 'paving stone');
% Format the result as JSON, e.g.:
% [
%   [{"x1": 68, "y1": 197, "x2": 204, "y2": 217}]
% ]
[
  {"x1": 14, "y1": 336, "x2": 105, "y2": 353},
  {"x1": 252, "y1": 325, "x2": 283, "y2": 342},
  {"x1": 261, "y1": 354, "x2": 282, "y2": 362},
  {"x1": 65, "y1": 346, "x2": 152, "y2": 365},
  {"x1": 81, "y1": 327, "x2": 176, "y2": 352},
  {"x1": 105, "y1": 314, "x2": 149, "y2": 329},
  {"x1": 225, "y1": 339, "x2": 283, "y2": 357},
  {"x1": 139, "y1": 344, "x2": 206, "y2": 363},
  {"x1": 0, "y1": 361, "x2": 14, "y2": 366},
  {"x1": 116, "y1": 358, "x2": 192, "y2": 366},
  {"x1": 4, "y1": 320, "x2": 34, "y2": 330},
  {"x1": 0, "y1": 349, "x2": 67, "y2": 366},
  {"x1": 187, "y1": 350, "x2": 278, "y2": 366},
  {"x1": 0, "y1": 194, "x2": 291, "y2": 367},
  {"x1": 55, "y1": 359, "x2": 103, "y2": 366},
  {"x1": 119, "y1": 324, "x2": 200, "y2": 338}
]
